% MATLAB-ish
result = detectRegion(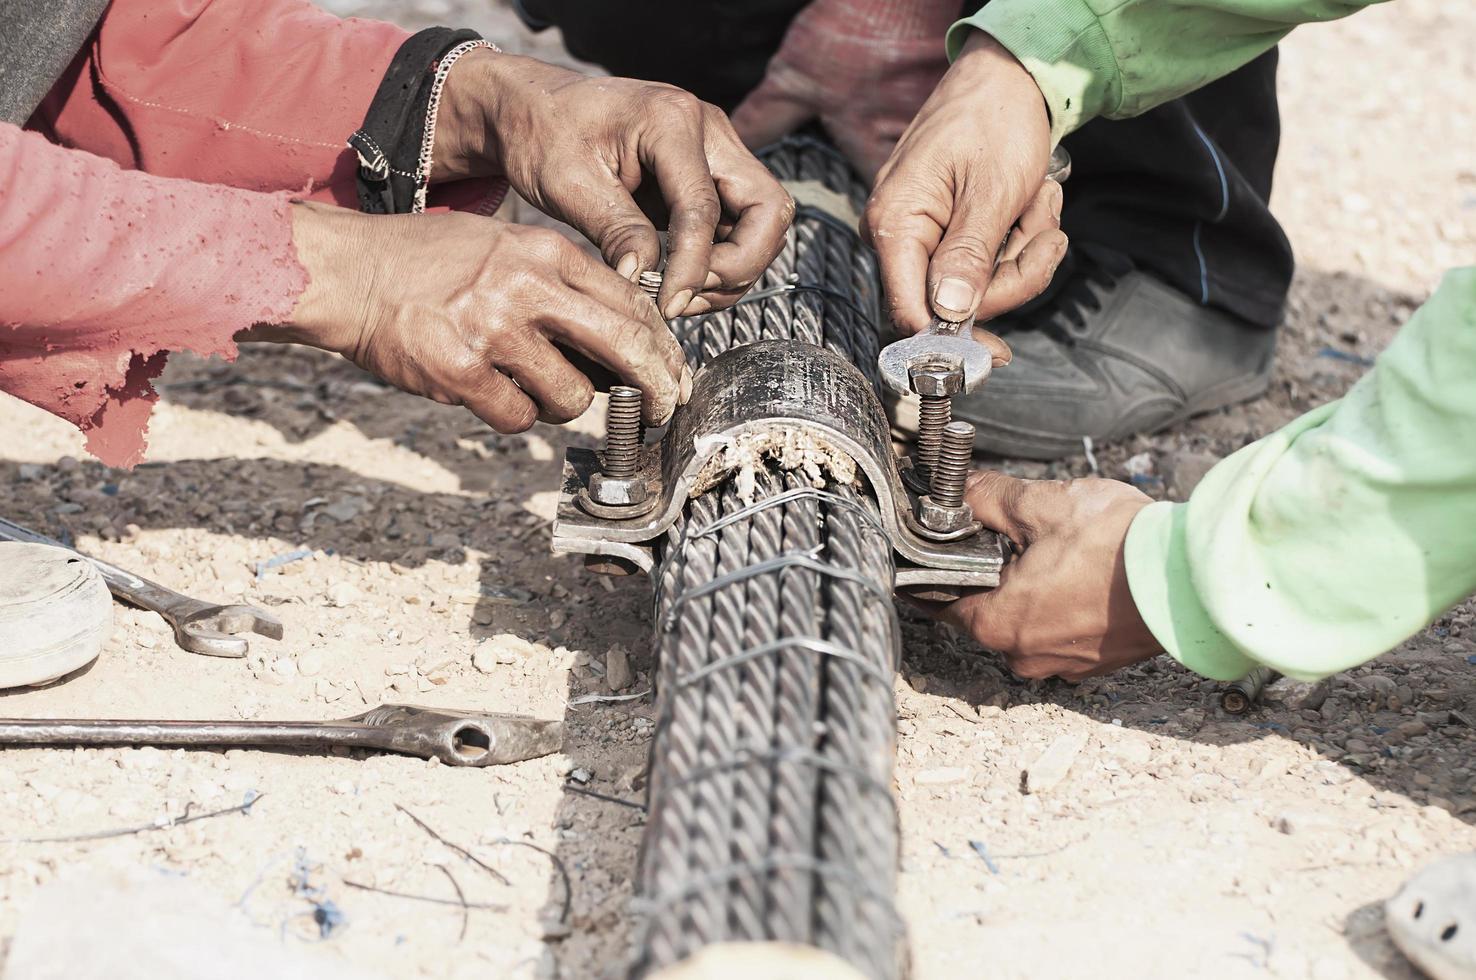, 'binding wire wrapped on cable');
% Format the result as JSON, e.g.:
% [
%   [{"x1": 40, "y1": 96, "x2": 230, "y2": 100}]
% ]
[{"x1": 631, "y1": 137, "x2": 905, "y2": 978}]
